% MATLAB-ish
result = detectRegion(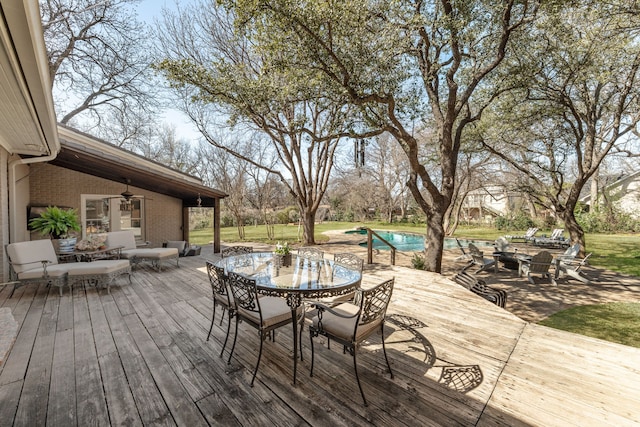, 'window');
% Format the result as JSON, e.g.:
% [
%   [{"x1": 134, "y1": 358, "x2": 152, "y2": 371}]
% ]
[{"x1": 81, "y1": 194, "x2": 145, "y2": 240}]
